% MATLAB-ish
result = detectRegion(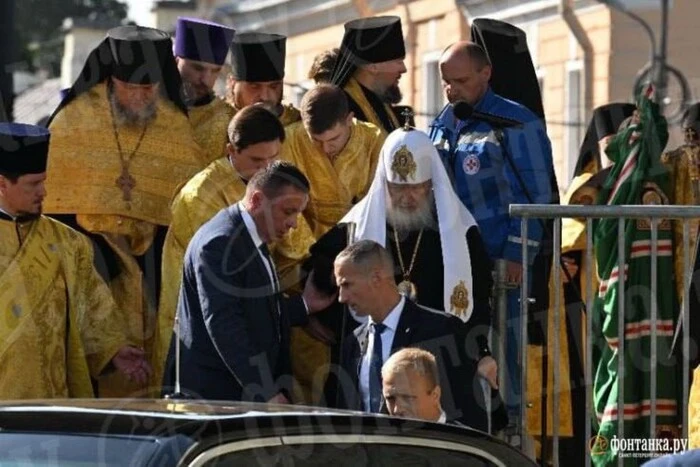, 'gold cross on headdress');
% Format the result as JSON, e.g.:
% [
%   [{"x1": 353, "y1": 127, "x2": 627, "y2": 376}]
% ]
[
  {"x1": 685, "y1": 126, "x2": 698, "y2": 144},
  {"x1": 401, "y1": 108, "x2": 414, "y2": 131}
]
